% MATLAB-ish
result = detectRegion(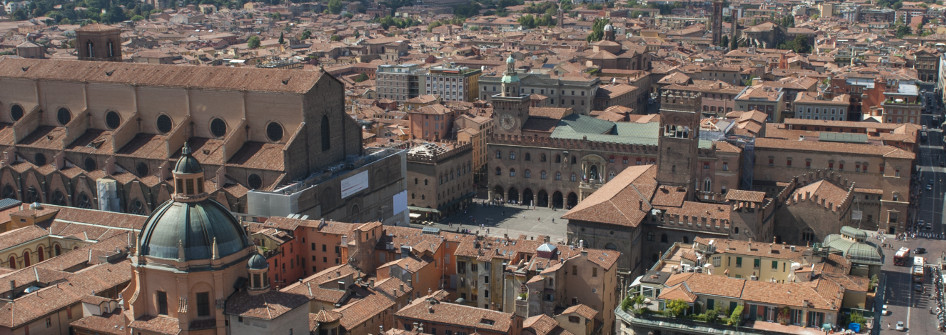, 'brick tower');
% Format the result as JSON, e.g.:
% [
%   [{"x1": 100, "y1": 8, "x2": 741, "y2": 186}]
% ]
[
  {"x1": 656, "y1": 91, "x2": 703, "y2": 197},
  {"x1": 711, "y1": 0, "x2": 724, "y2": 46}
]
